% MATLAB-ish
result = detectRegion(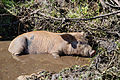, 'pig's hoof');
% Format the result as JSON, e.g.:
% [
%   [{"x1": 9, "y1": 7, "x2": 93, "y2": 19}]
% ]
[
  {"x1": 12, "y1": 53, "x2": 20, "y2": 56},
  {"x1": 52, "y1": 54, "x2": 60, "y2": 58},
  {"x1": 17, "y1": 75, "x2": 29, "y2": 80}
]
